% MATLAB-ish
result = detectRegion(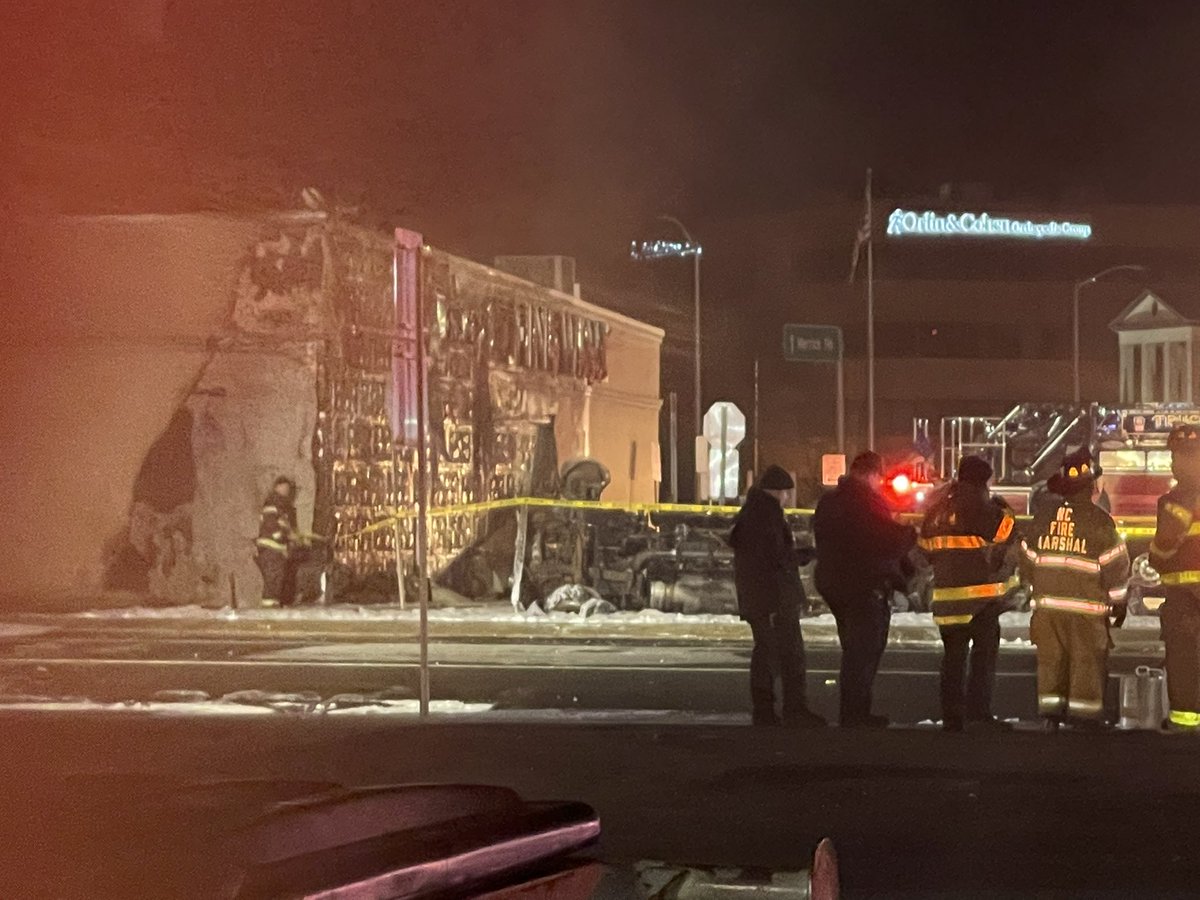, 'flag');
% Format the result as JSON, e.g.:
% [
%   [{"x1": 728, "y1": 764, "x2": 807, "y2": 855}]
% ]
[{"x1": 849, "y1": 169, "x2": 872, "y2": 284}]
